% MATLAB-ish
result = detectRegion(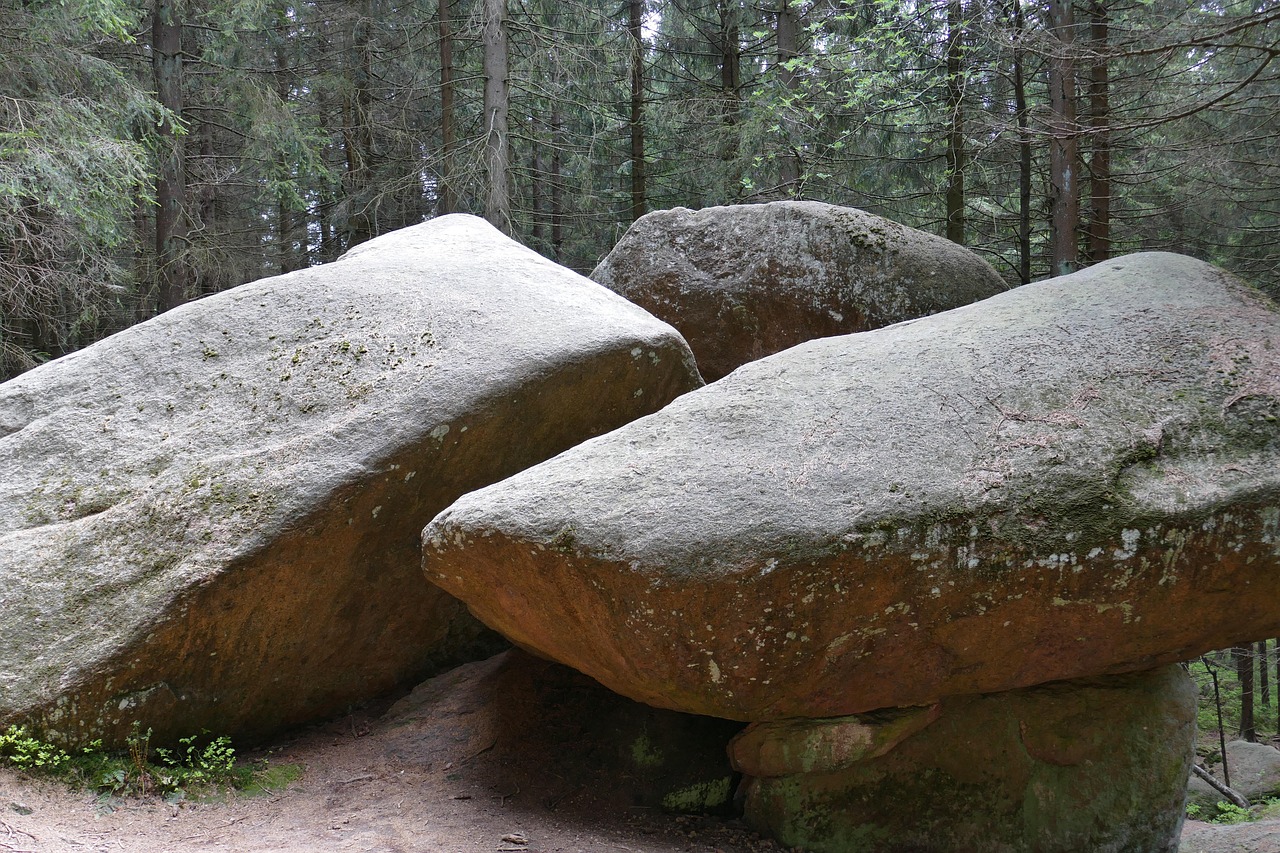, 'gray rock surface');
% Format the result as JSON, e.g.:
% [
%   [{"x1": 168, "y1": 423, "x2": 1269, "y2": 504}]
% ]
[
  {"x1": 0, "y1": 214, "x2": 701, "y2": 746},
  {"x1": 590, "y1": 201, "x2": 1007, "y2": 381},
  {"x1": 424, "y1": 252, "x2": 1280, "y2": 721},
  {"x1": 1224, "y1": 740, "x2": 1280, "y2": 800}
]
